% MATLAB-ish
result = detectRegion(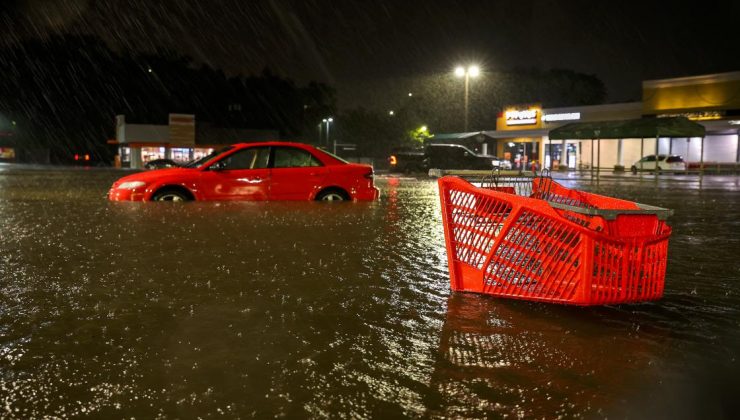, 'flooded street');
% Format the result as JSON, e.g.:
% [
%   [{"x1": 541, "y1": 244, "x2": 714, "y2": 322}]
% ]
[{"x1": 1, "y1": 166, "x2": 739, "y2": 418}]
